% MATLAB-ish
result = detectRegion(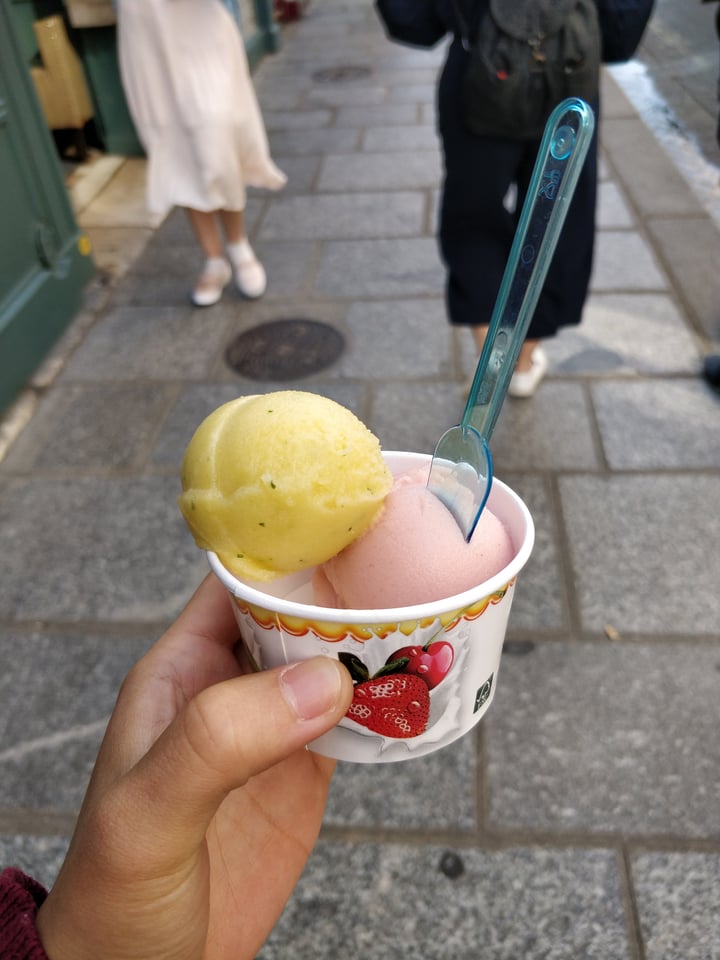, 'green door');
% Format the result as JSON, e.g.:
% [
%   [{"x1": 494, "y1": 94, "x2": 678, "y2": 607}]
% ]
[{"x1": 0, "y1": 0, "x2": 94, "y2": 415}]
